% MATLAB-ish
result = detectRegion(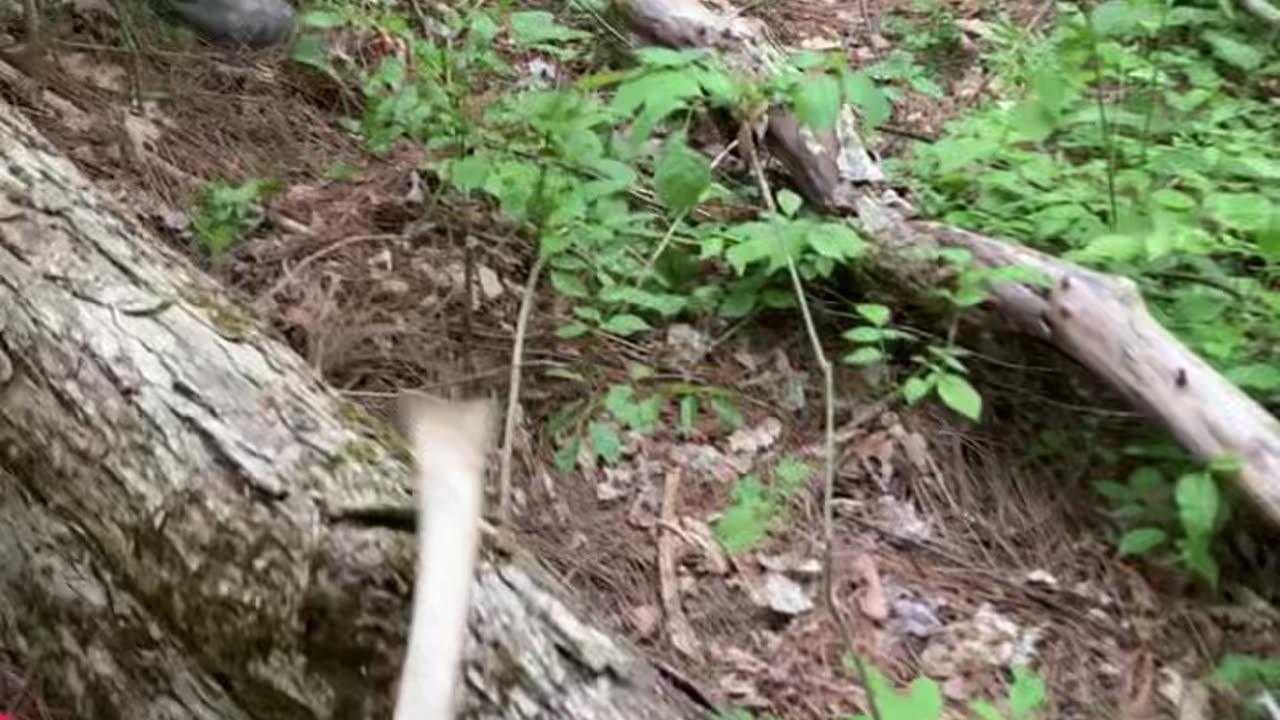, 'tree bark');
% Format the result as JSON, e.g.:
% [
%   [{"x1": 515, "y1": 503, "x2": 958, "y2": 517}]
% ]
[
  {"x1": 0, "y1": 99, "x2": 701, "y2": 719},
  {"x1": 613, "y1": 0, "x2": 1280, "y2": 527}
]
